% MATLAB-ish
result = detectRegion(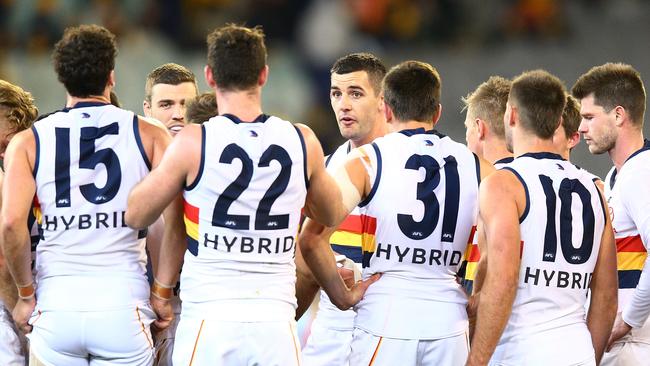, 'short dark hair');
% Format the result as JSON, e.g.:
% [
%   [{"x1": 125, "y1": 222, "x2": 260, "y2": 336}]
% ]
[
  {"x1": 145, "y1": 63, "x2": 198, "y2": 102},
  {"x1": 383, "y1": 61, "x2": 441, "y2": 123},
  {"x1": 330, "y1": 53, "x2": 386, "y2": 95},
  {"x1": 52, "y1": 24, "x2": 117, "y2": 97},
  {"x1": 509, "y1": 70, "x2": 566, "y2": 139},
  {"x1": 206, "y1": 24, "x2": 267, "y2": 91},
  {"x1": 561, "y1": 93, "x2": 581, "y2": 138},
  {"x1": 0, "y1": 80, "x2": 39, "y2": 134},
  {"x1": 572, "y1": 62, "x2": 646, "y2": 127},
  {"x1": 185, "y1": 92, "x2": 218, "y2": 124},
  {"x1": 462, "y1": 76, "x2": 511, "y2": 139}
]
